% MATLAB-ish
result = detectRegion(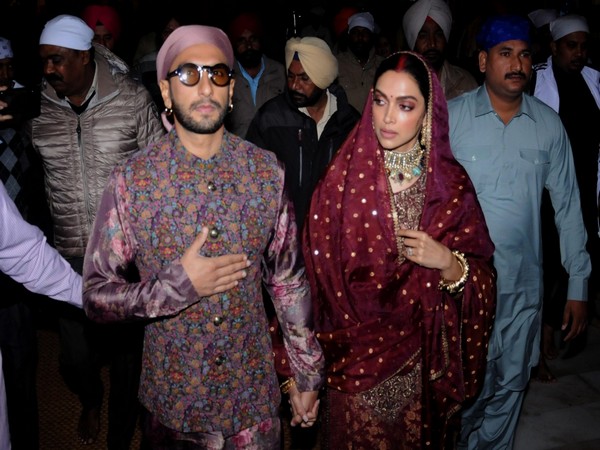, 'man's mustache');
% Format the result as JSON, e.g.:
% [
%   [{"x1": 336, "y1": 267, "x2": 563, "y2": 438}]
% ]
[
  {"x1": 505, "y1": 71, "x2": 526, "y2": 79},
  {"x1": 44, "y1": 73, "x2": 63, "y2": 83}
]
